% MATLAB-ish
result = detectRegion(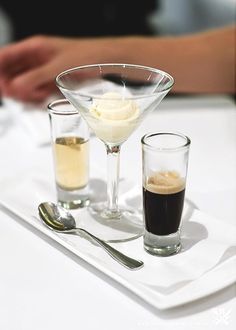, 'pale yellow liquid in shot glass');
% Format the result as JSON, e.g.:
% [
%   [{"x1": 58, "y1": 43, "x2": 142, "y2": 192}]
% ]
[{"x1": 53, "y1": 136, "x2": 89, "y2": 191}]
